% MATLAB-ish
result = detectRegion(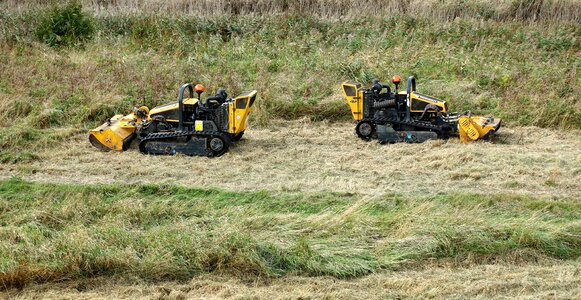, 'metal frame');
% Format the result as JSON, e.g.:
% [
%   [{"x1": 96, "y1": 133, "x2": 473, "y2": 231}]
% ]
[{"x1": 177, "y1": 83, "x2": 194, "y2": 131}]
